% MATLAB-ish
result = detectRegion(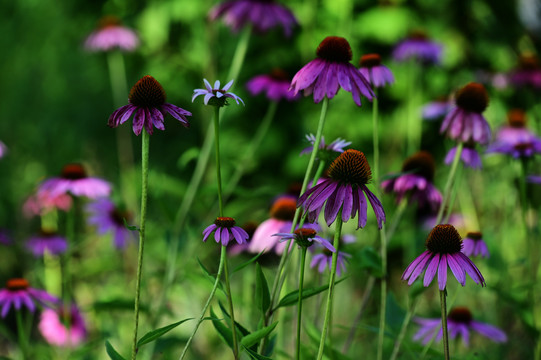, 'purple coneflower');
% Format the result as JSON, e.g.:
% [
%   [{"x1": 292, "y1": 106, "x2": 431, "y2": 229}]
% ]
[
  {"x1": 203, "y1": 217, "x2": 249, "y2": 246},
  {"x1": 84, "y1": 16, "x2": 139, "y2": 52},
  {"x1": 209, "y1": 0, "x2": 298, "y2": 37},
  {"x1": 382, "y1": 151, "x2": 442, "y2": 211},
  {"x1": 23, "y1": 191, "x2": 72, "y2": 217},
  {"x1": 298, "y1": 149, "x2": 386, "y2": 229},
  {"x1": 290, "y1": 36, "x2": 374, "y2": 106},
  {"x1": 0, "y1": 278, "x2": 58, "y2": 317},
  {"x1": 402, "y1": 224, "x2": 486, "y2": 290},
  {"x1": 445, "y1": 142, "x2": 482, "y2": 169},
  {"x1": 0, "y1": 141, "x2": 7, "y2": 158},
  {"x1": 273, "y1": 224, "x2": 336, "y2": 252},
  {"x1": 192, "y1": 79, "x2": 244, "y2": 107},
  {"x1": 38, "y1": 164, "x2": 111, "y2": 199},
  {"x1": 462, "y1": 231, "x2": 489, "y2": 258},
  {"x1": 414, "y1": 307, "x2": 507, "y2": 346},
  {"x1": 487, "y1": 109, "x2": 541, "y2": 158},
  {"x1": 422, "y1": 97, "x2": 453, "y2": 120},
  {"x1": 392, "y1": 31, "x2": 442, "y2": 65},
  {"x1": 108, "y1": 75, "x2": 191, "y2": 136},
  {"x1": 87, "y1": 198, "x2": 136, "y2": 249},
  {"x1": 440, "y1": 82, "x2": 491, "y2": 145},
  {"x1": 528, "y1": 175, "x2": 541, "y2": 184},
  {"x1": 39, "y1": 304, "x2": 87, "y2": 347},
  {"x1": 26, "y1": 230, "x2": 67, "y2": 257},
  {"x1": 358, "y1": 53, "x2": 394, "y2": 88},
  {"x1": 246, "y1": 69, "x2": 299, "y2": 102},
  {"x1": 310, "y1": 234, "x2": 354, "y2": 277},
  {"x1": 509, "y1": 53, "x2": 541, "y2": 89}
]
